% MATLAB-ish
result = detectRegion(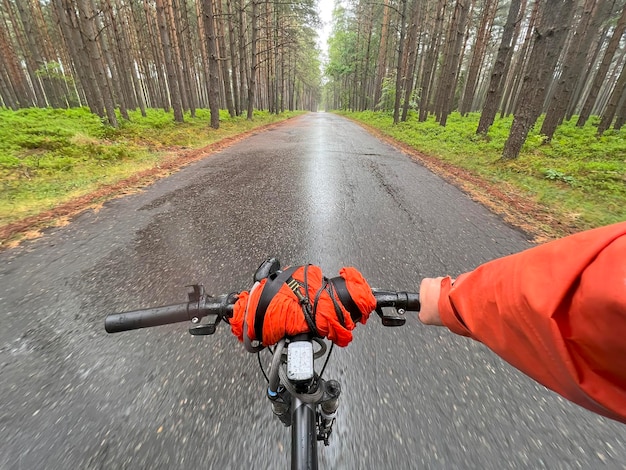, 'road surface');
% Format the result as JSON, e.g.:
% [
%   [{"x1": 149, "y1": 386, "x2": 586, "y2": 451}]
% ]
[{"x1": 1, "y1": 113, "x2": 624, "y2": 469}]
